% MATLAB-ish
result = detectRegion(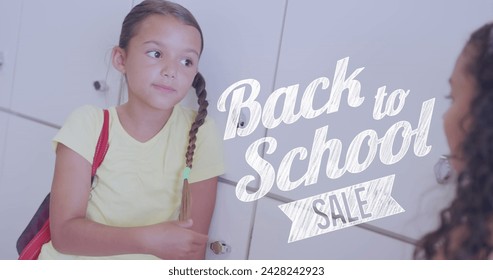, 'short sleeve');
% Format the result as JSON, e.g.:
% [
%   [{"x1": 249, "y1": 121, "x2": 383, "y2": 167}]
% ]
[
  {"x1": 188, "y1": 116, "x2": 225, "y2": 183},
  {"x1": 53, "y1": 105, "x2": 104, "y2": 164}
]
